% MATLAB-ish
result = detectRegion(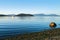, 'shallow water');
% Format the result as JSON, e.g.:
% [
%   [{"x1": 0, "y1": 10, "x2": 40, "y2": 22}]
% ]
[{"x1": 0, "y1": 16, "x2": 60, "y2": 38}]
